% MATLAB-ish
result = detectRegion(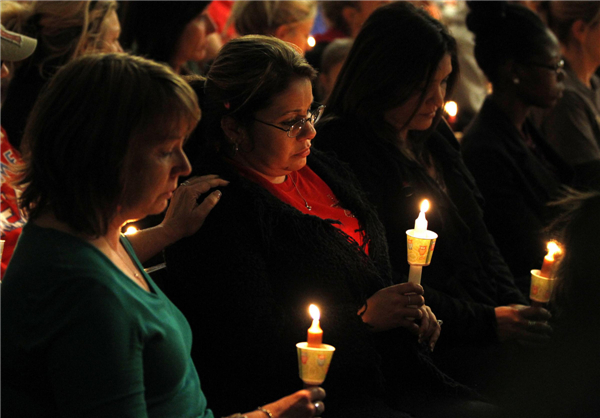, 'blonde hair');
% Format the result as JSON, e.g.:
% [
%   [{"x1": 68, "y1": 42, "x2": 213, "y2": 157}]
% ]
[
  {"x1": 229, "y1": 0, "x2": 317, "y2": 36},
  {"x1": 1, "y1": 1, "x2": 117, "y2": 75}
]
